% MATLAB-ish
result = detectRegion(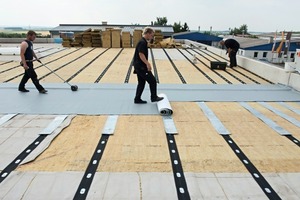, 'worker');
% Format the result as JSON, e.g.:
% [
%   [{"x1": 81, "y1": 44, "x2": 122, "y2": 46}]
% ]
[
  {"x1": 19, "y1": 30, "x2": 47, "y2": 93},
  {"x1": 133, "y1": 27, "x2": 163, "y2": 104},
  {"x1": 220, "y1": 38, "x2": 240, "y2": 68}
]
